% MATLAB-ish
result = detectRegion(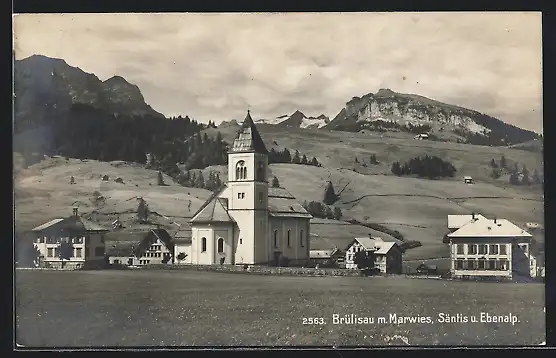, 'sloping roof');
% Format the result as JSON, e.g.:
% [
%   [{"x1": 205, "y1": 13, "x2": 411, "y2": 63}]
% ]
[
  {"x1": 353, "y1": 237, "x2": 377, "y2": 251},
  {"x1": 31, "y1": 216, "x2": 109, "y2": 234},
  {"x1": 448, "y1": 217, "x2": 532, "y2": 238},
  {"x1": 447, "y1": 214, "x2": 486, "y2": 229},
  {"x1": 268, "y1": 187, "x2": 312, "y2": 219},
  {"x1": 32, "y1": 218, "x2": 64, "y2": 231},
  {"x1": 310, "y1": 249, "x2": 337, "y2": 259},
  {"x1": 230, "y1": 111, "x2": 268, "y2": 154},
  {"x1": 375, "y1": 242, "x2": 397, "y2": 255},
  {"x1": 105, "y1": 229, "x2": 173, "y2": 257},
  {"x1": 190, "y1": 191, "x2": 235, "y2": 224}
]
